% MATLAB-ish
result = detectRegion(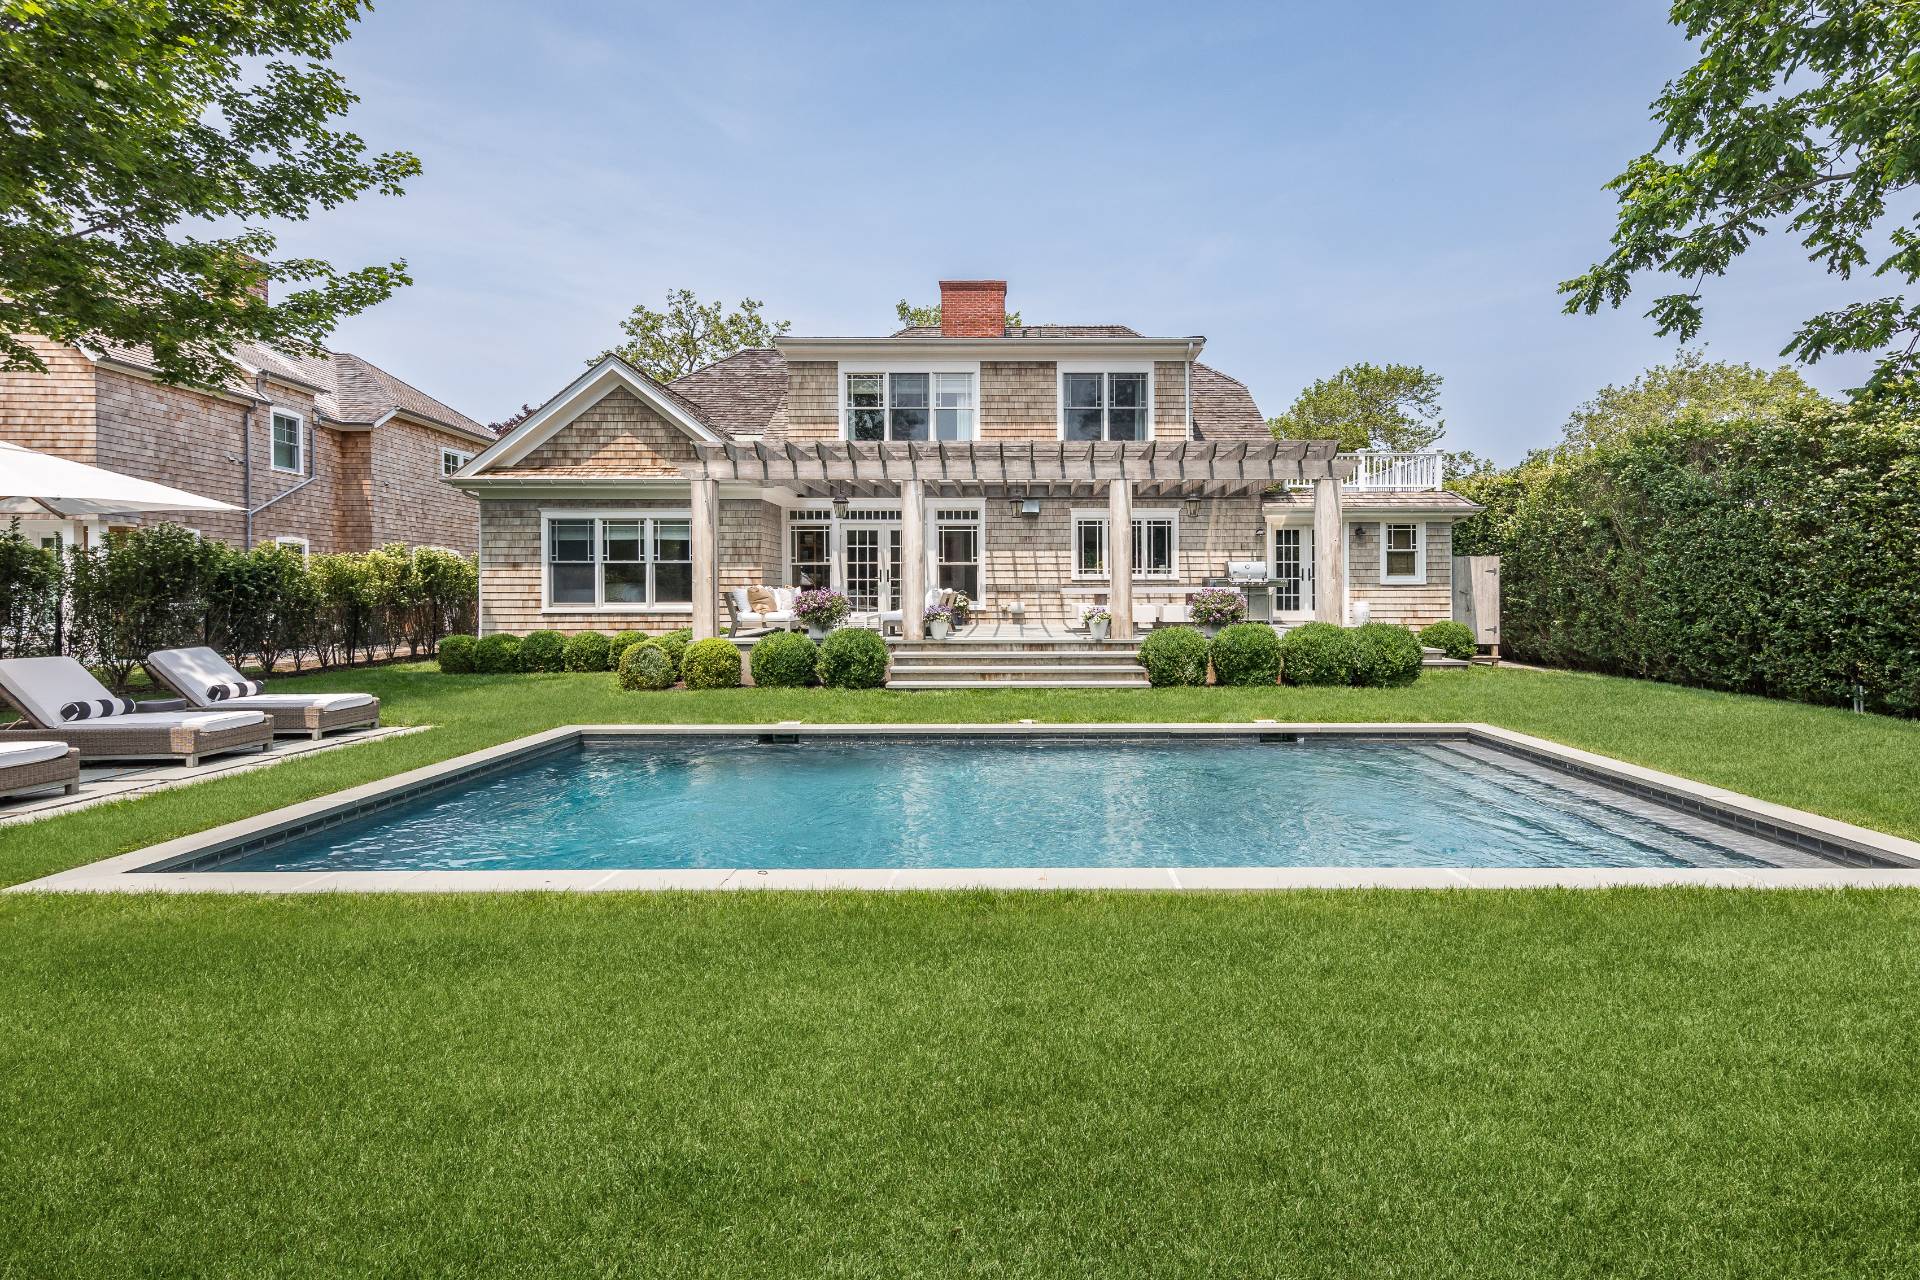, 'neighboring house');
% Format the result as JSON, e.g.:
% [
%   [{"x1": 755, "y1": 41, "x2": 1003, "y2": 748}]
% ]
[
  {"x1": 451, "y1": 278, "x2": 1480, "y2": 643},
  {"x1": 0, "y1": 305, "x2": 493, "y2": 557}
]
